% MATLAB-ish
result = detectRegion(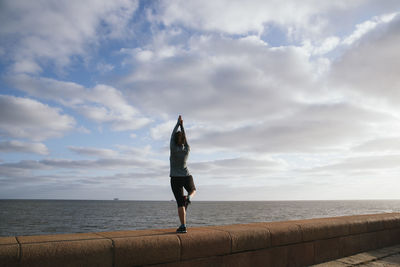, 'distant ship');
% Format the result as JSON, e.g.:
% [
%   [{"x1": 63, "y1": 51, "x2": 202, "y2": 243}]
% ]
[{"x1": 113, "y1": 198, "x2": 119, "y2": 201}]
